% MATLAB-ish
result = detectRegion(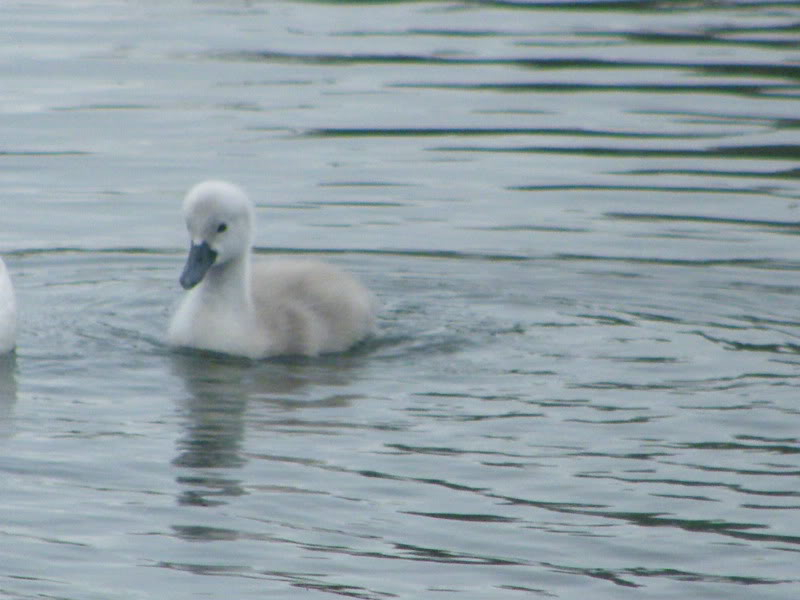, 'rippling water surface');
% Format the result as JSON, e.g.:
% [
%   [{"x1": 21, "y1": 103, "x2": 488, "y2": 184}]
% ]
[{"x1": 1, "y1": 1, "x2": 800, "y2": 598}]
